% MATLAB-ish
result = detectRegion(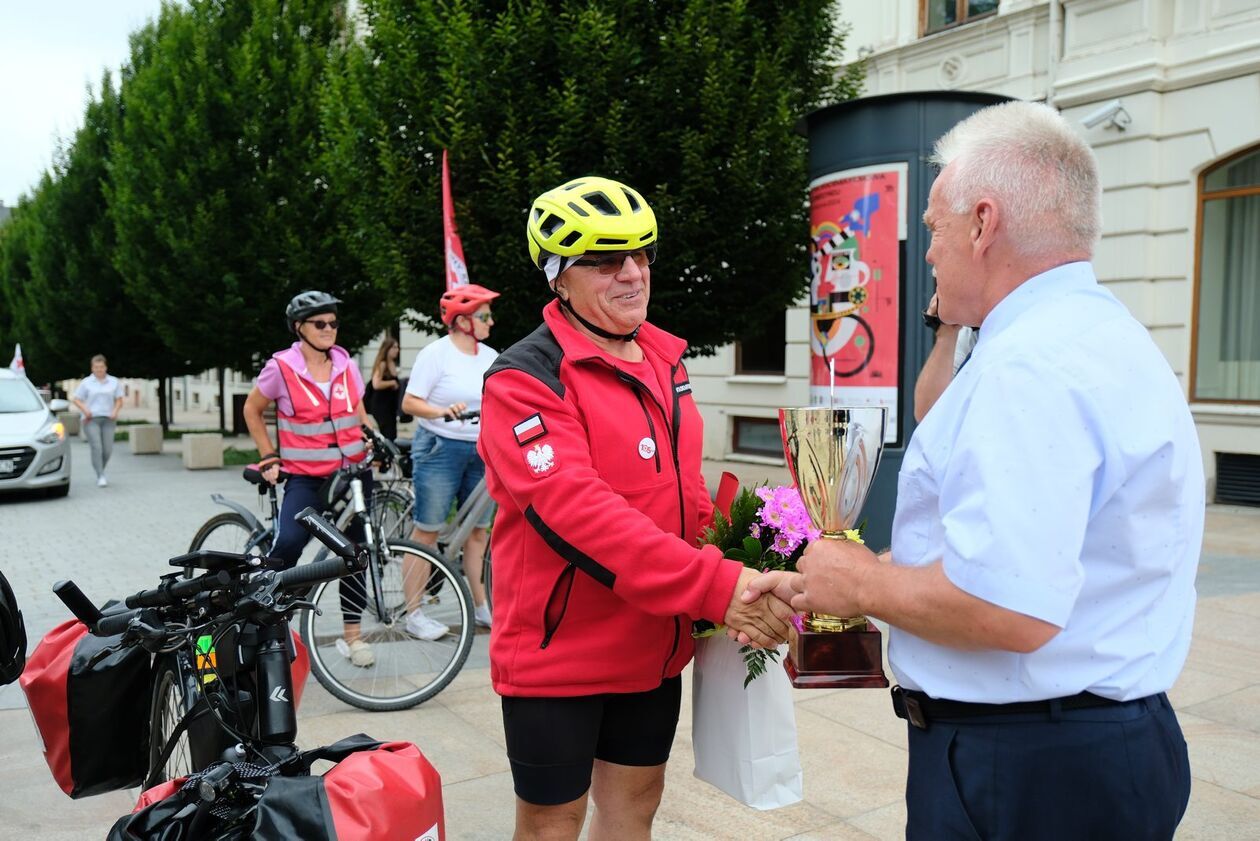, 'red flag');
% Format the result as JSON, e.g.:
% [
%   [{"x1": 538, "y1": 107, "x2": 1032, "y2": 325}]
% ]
[{"x1": 442, "y1": 150, "x2": 470, "y2": 291}]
